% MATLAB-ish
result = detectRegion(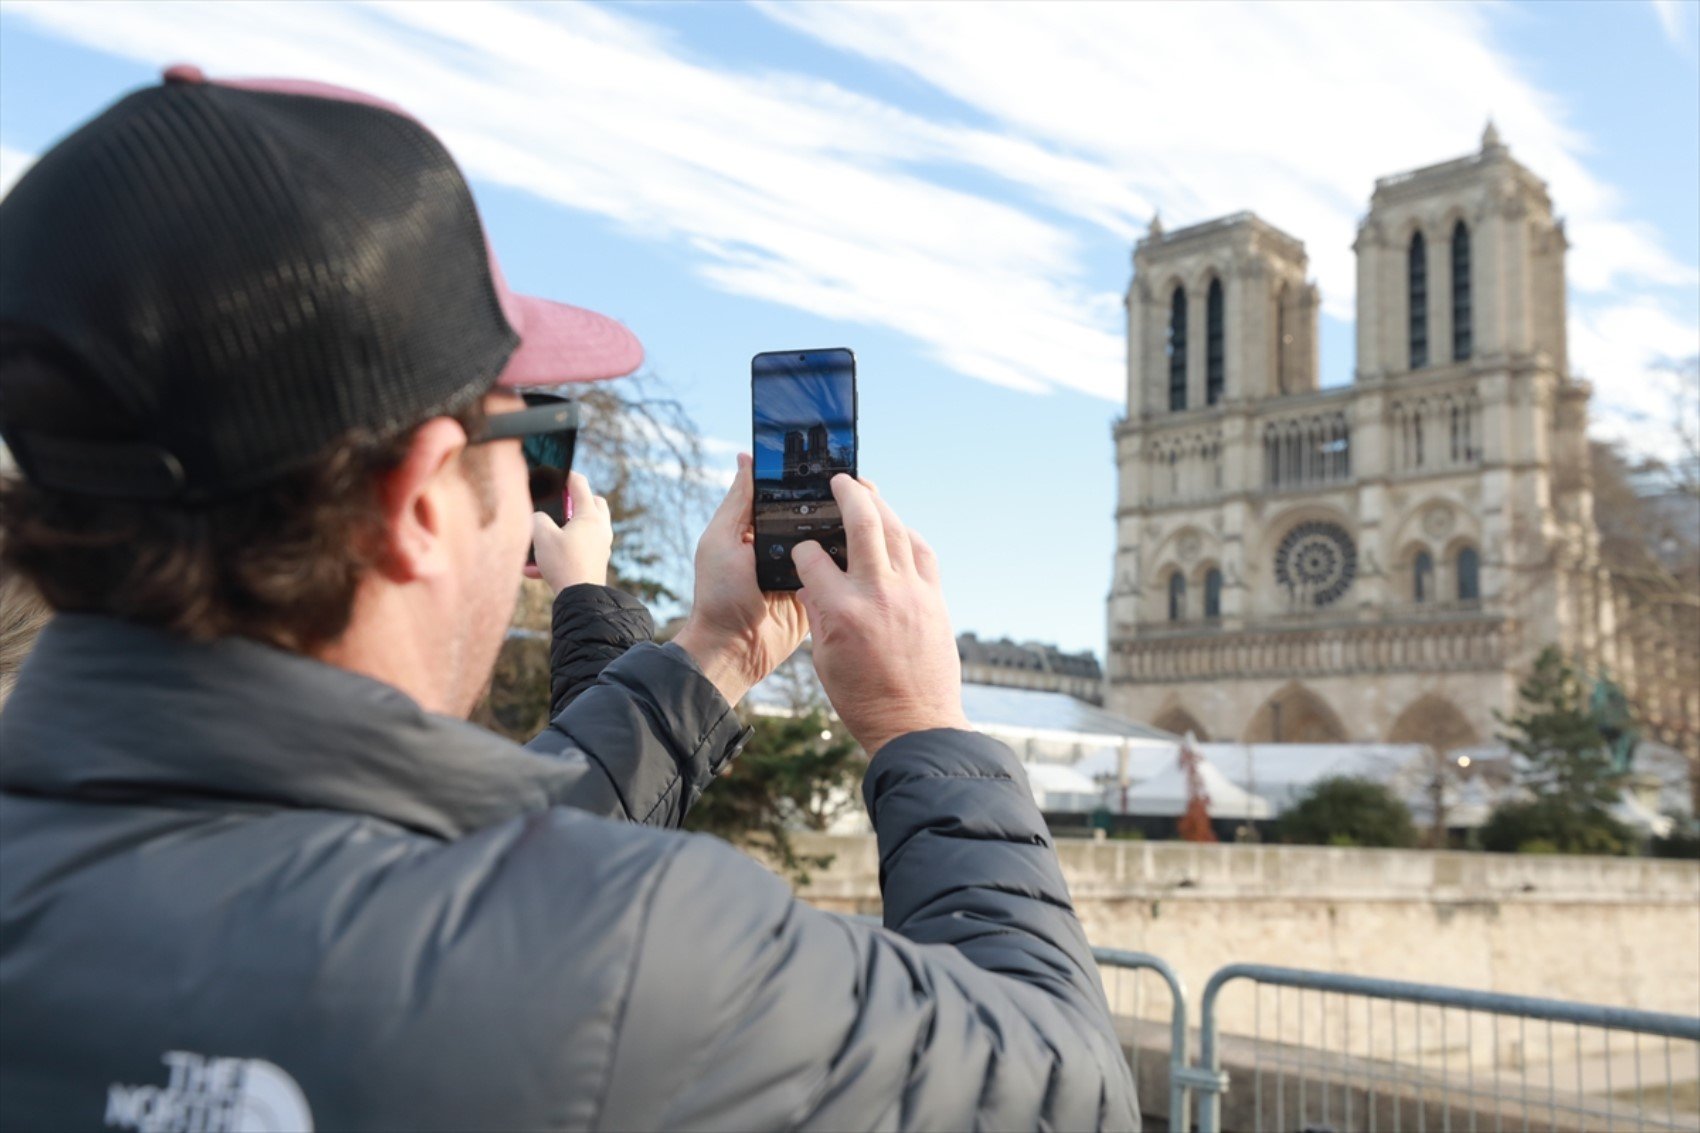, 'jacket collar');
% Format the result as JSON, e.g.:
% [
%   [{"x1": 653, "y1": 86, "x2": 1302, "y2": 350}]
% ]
[{"x1": 0, "y1": 614, "x2": 577, "y2": 840}]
